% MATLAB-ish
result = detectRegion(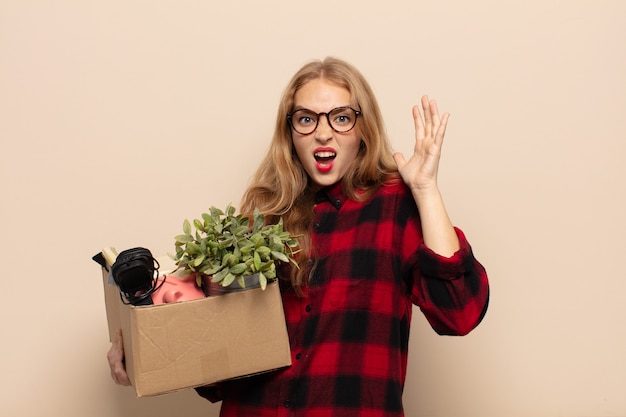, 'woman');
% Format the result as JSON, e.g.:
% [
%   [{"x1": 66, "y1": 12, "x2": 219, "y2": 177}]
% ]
[{"x1": 108, "y1": 57, "x2": 489, "y2": 416}]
